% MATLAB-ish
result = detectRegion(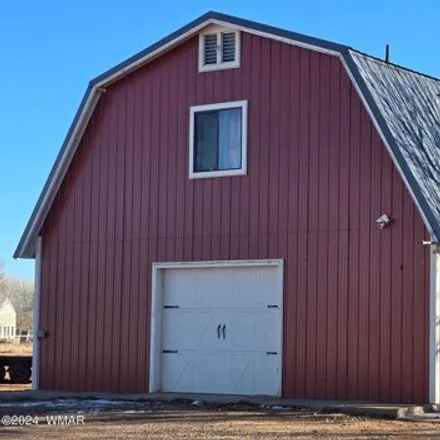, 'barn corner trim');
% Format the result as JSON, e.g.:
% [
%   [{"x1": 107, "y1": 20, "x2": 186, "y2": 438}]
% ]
[{"x1": 14, "y1": 11, "x2": 439, "y2": 259}]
